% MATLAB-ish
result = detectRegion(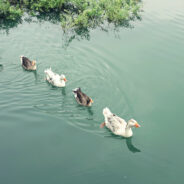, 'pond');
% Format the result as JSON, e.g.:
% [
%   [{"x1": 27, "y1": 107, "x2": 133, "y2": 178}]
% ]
[{"x1": 0, "y1": 0, "x2": 183, "y2": 183}]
